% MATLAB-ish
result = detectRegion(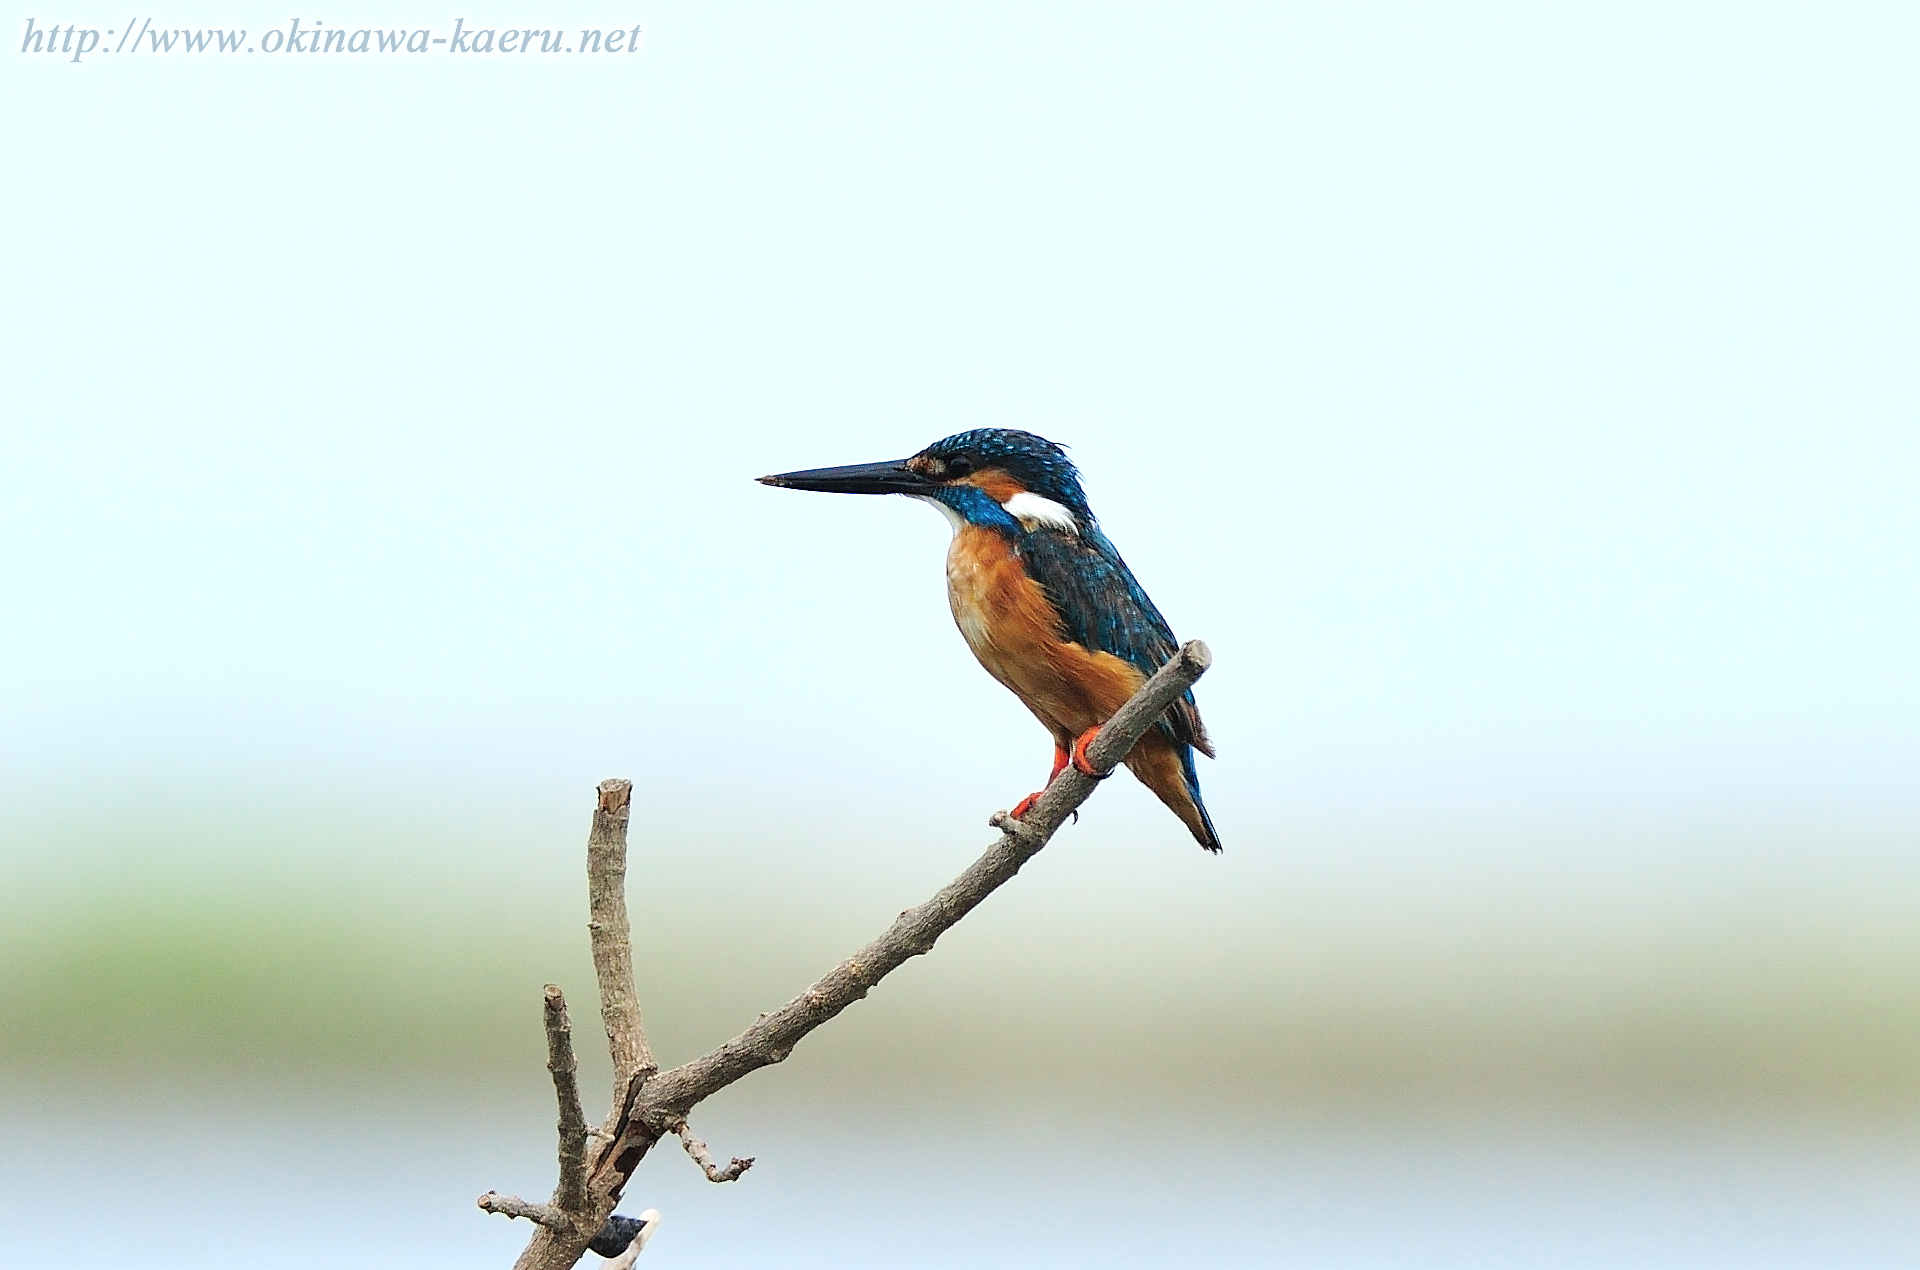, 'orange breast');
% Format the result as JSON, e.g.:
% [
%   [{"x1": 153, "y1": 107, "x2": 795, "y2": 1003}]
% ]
[{"x1": 946, "y1": 526, "x2": 1146, "y2": 742}]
